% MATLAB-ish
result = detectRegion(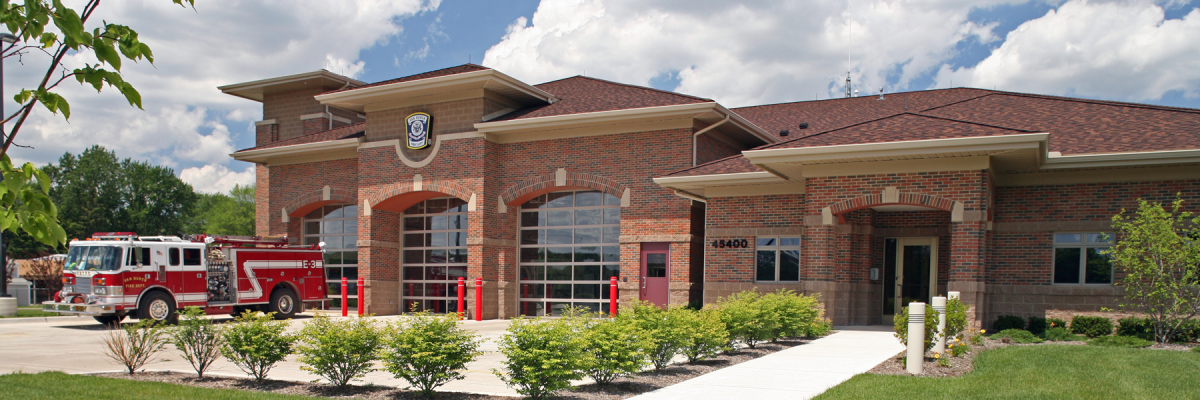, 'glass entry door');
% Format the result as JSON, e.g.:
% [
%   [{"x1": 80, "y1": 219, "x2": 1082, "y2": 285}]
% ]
[{"x1": 882, "y1": 237, "x2": 938, "y2": 323}]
